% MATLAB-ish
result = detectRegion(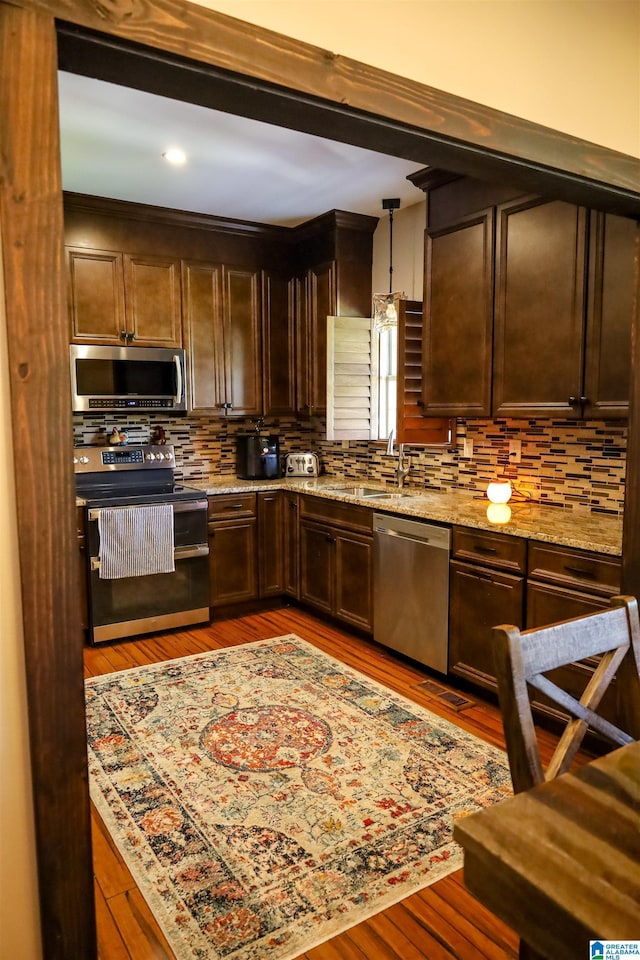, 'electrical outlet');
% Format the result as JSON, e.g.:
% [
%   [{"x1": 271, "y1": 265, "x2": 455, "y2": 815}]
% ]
[
  {"x1": 463, "y1": 438, "x2": 473, "y2": 458},
  {"x1": 509, "y1": 439, "x2": 522, "y2": 464}
]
